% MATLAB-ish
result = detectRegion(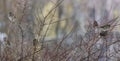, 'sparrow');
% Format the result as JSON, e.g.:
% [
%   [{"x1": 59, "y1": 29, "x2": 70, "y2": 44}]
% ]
[
  {"x1": 8, "y1": 12, "x2": 16, "y2": 22},
  {"x1": 33, "y1": 39, "x2": 38, "y2": 46},
  {"x1": 93, "y1": 20, "x2": 98, "y2": 27},
  {"x1": 4, "y1": 37, "x2": 10, "y2": 46},
  {"x1": 100, "y1": 24, "x2": 110, "y2": 30},
  {"x1": 100, "y1": 30, "x2": 108, "y2": 37}
]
